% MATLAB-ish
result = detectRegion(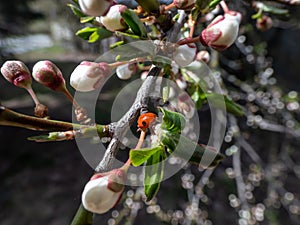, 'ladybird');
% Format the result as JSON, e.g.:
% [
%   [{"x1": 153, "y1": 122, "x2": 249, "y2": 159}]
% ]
[{"x1": 137, "y1": 112, "x2": 157, "y2": 130}]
